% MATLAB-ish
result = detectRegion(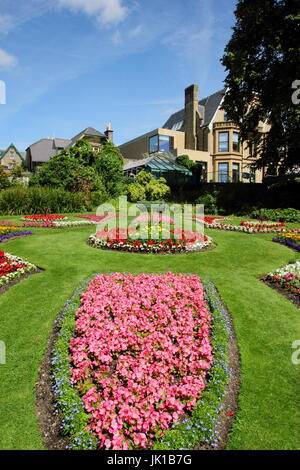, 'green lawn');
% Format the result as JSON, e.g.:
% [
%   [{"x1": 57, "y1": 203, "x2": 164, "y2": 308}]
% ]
[{"x1": 0, "y1": 221, "x2": 299, "y2": 450}]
